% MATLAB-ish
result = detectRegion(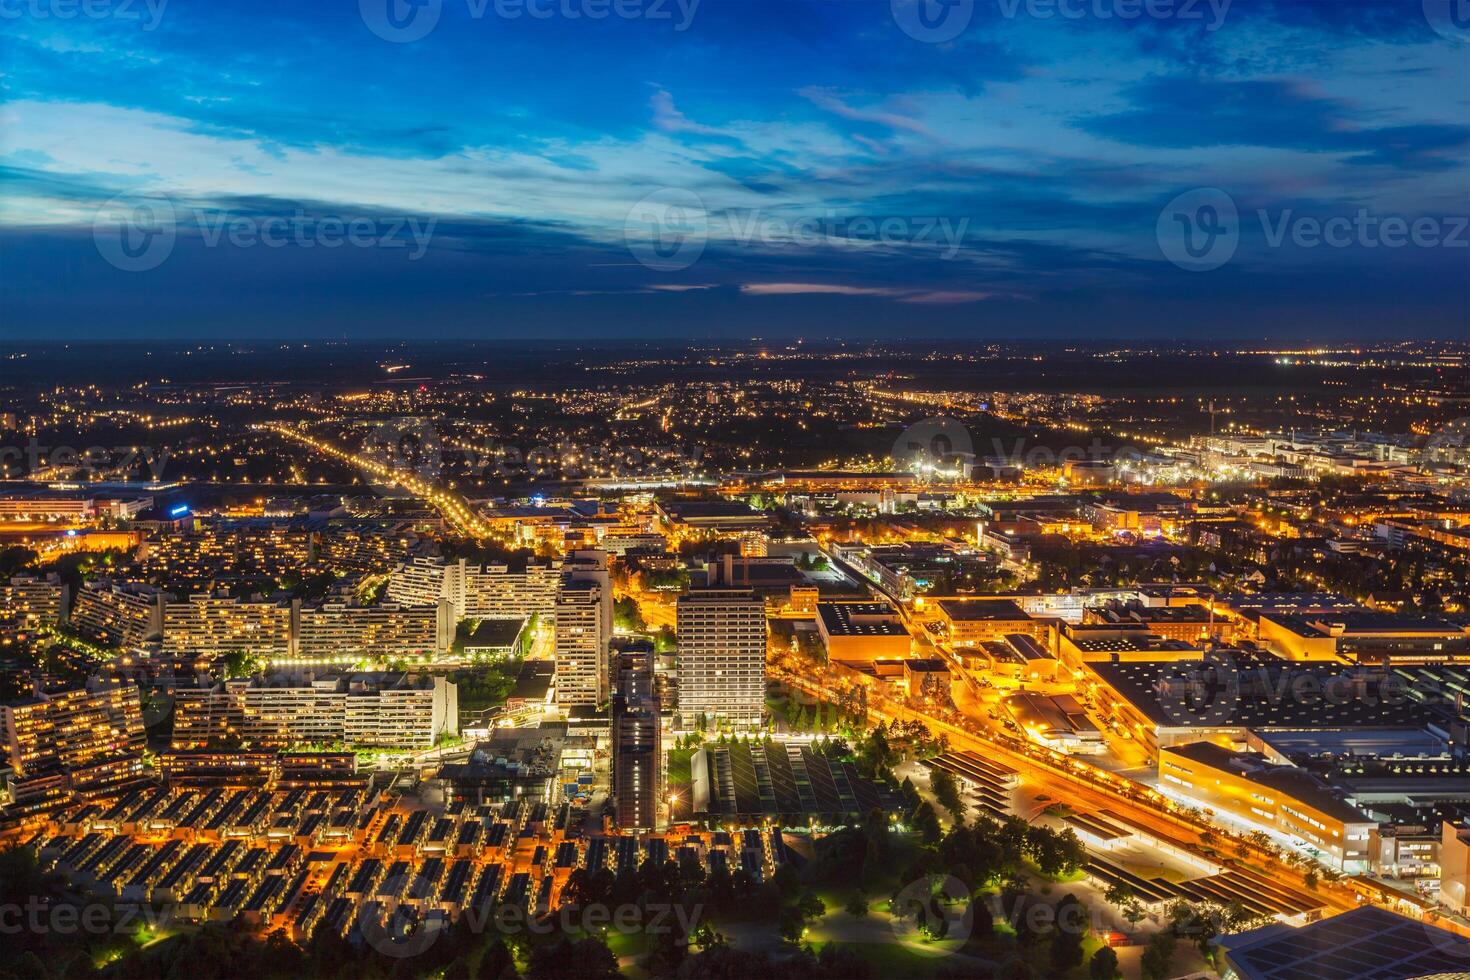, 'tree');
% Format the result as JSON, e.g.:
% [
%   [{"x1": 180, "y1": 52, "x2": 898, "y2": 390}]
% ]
[
  {"x1": 846, "y1": 894, "x2": 870, "y2": 918},
  {"x1": 1303, "y1": 869, "x2": 1319, "y2": 890},
  {"x1": 1141, "y1": 931, "x2": 1177, "y2": 980},
  {"x1": 477, "y1": 939, "x2": 517, "y2": 980},
  {"x1": 1050, "y1": 895, "x2": 1087, "y2": 972},
  {"x1": 796, "y1": 892, "x2": 826, "y2": 920},
  {"x1": 1089, "y1": 945, "x2": 1121, "y2": 980},
  {"x1": 777, "y1": 904, "x2": 805, "y2": 945},
  {"x1": 911, "y1": 801, "x2": 942, "y2": 845},
  {"x1": 526, "y1": 937, "x2": 619, "y2": 980},
  {"x1": 930, "y1": 767, "x2": 965, "y2": 820}
]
